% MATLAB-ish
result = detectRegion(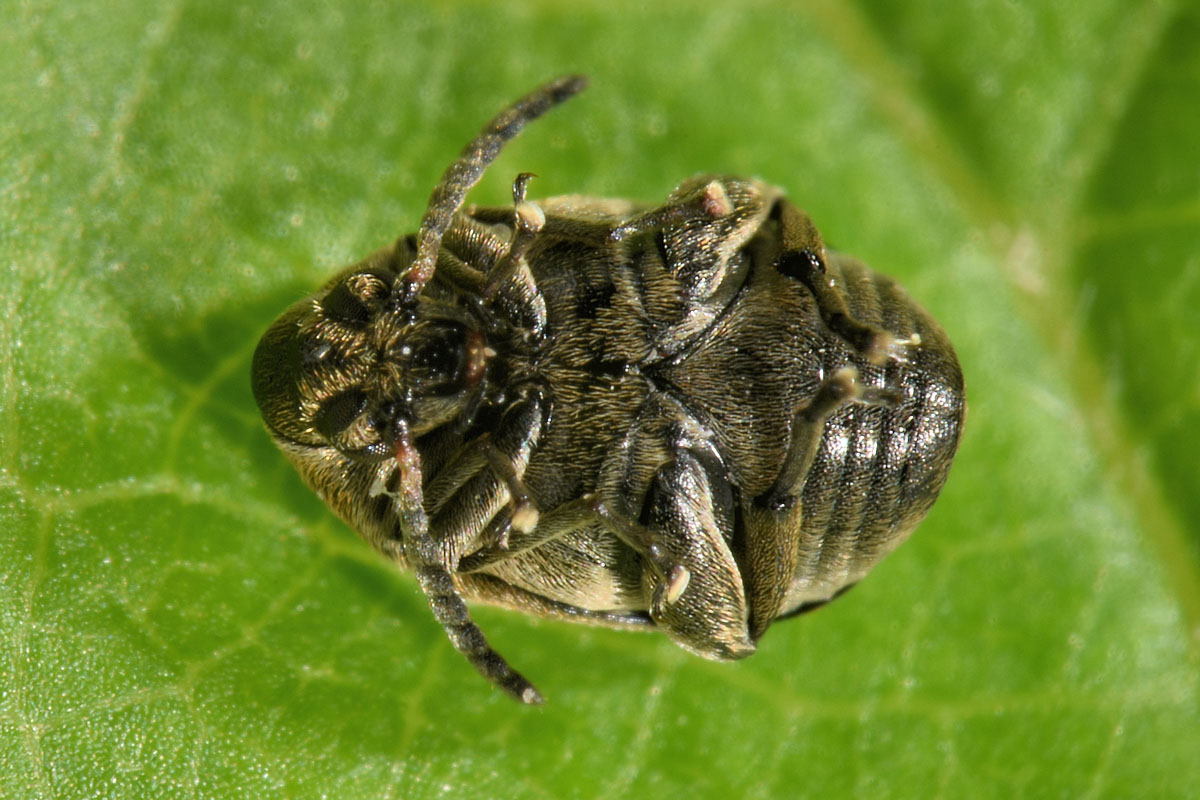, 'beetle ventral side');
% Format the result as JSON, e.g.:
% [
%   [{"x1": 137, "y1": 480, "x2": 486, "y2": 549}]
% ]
[{"x1": 251, "y1": 75, "x2": 965, "y2": 704}]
